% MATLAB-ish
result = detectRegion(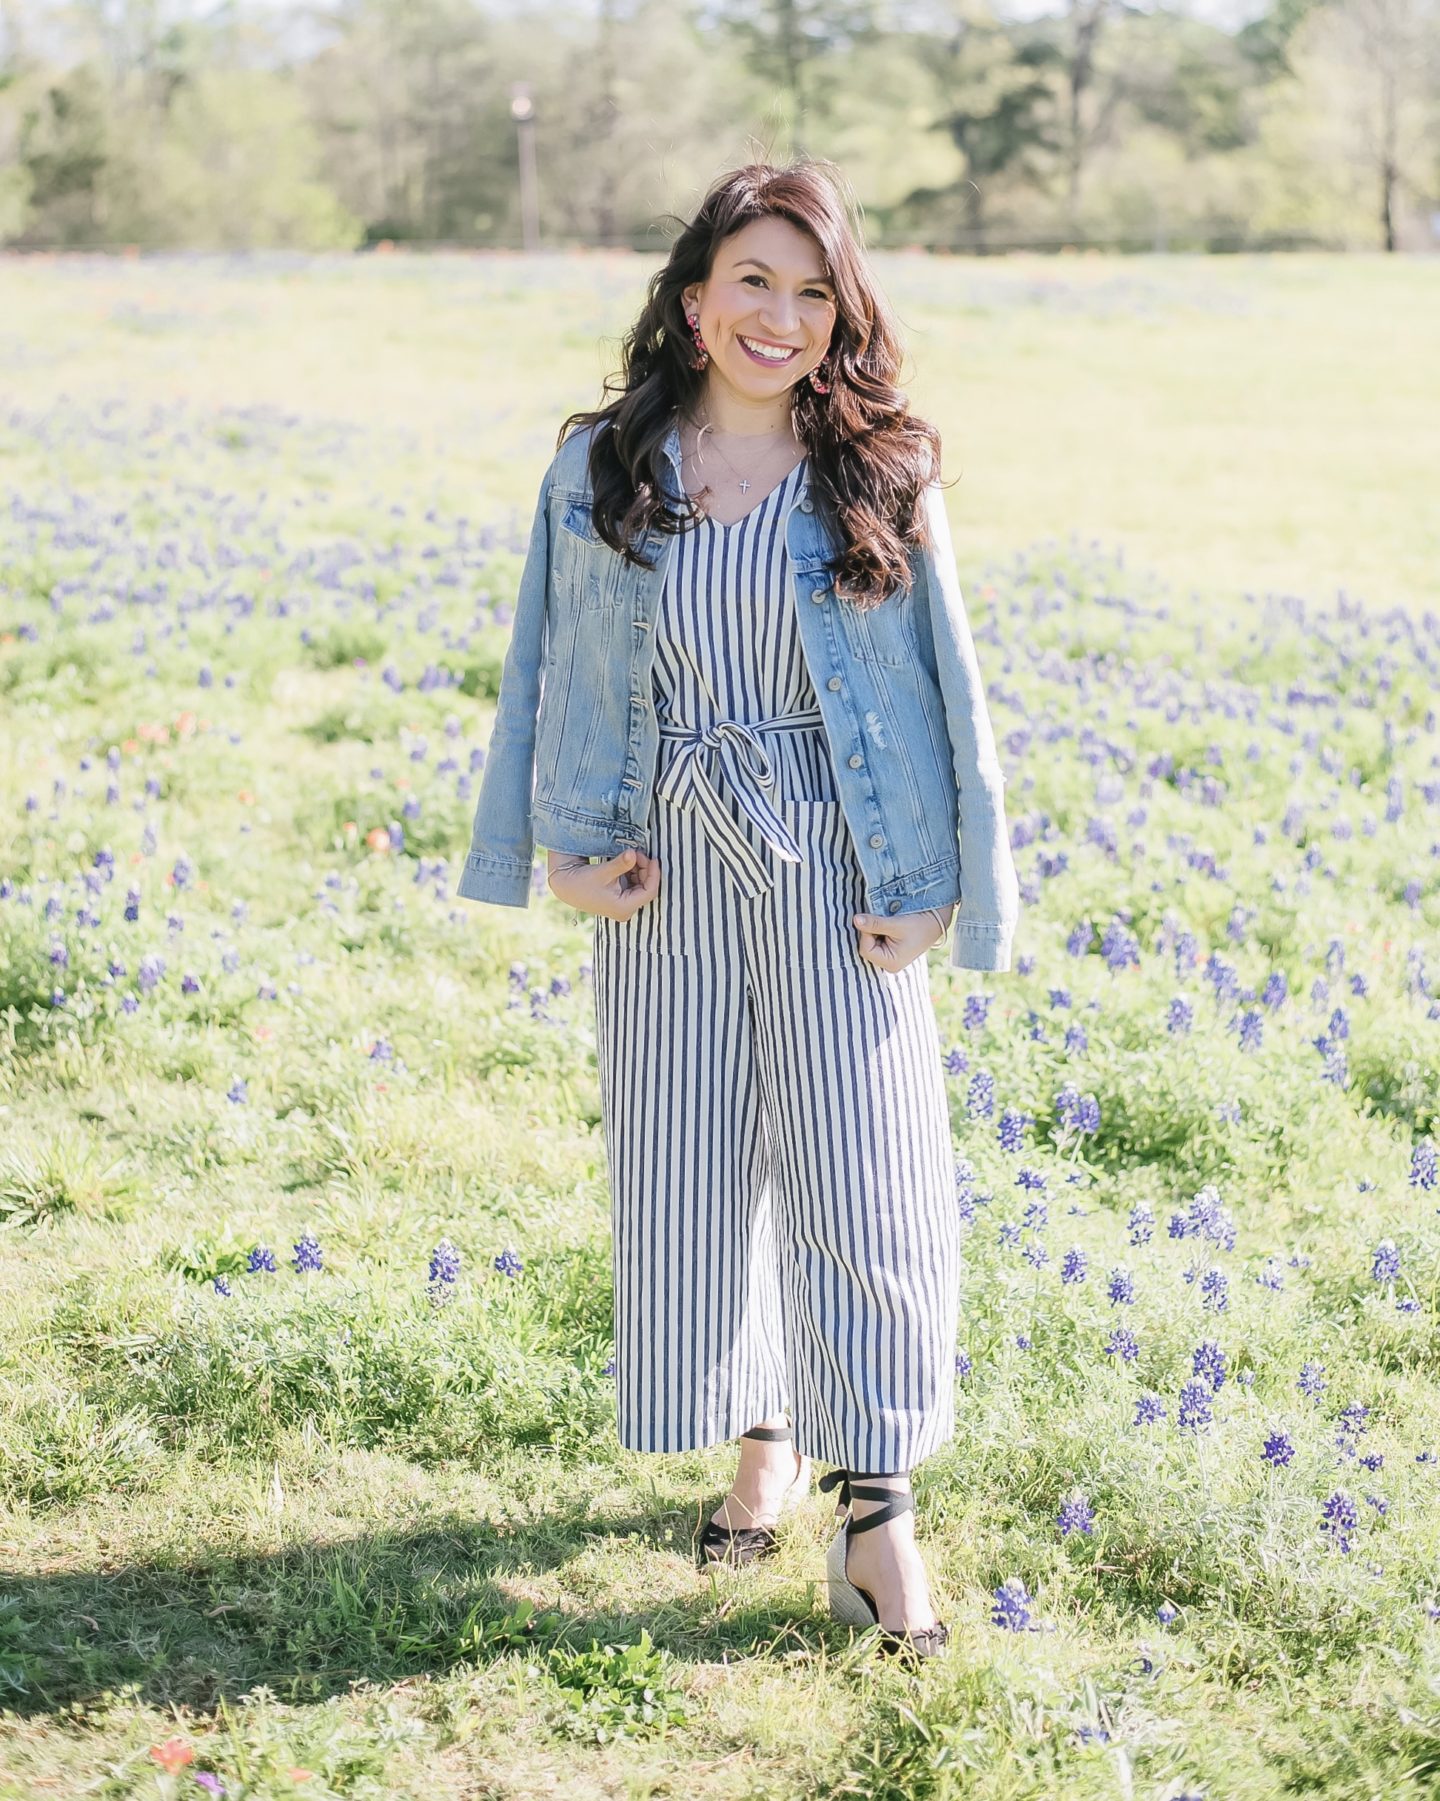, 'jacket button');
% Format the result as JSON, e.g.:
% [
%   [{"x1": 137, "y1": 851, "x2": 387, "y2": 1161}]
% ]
[
  {"x1": 869, "y1": 833, "x2": 885, "y2": 849},
  {"x1": 887, "y1": 898, "x2": 902, "y2": 913},
  {"x1": 800, "y1": 499, "x2": 814, "y2": 513},
  {"x1": 810, "y1": 588, "x2": 827, "y2": 603},
  {"x1": 847, "y1": 754, "x2": 863, "y2": 769},
  {"x1": 826, "y1": 676, "x2": 842, "y2": 691}
]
